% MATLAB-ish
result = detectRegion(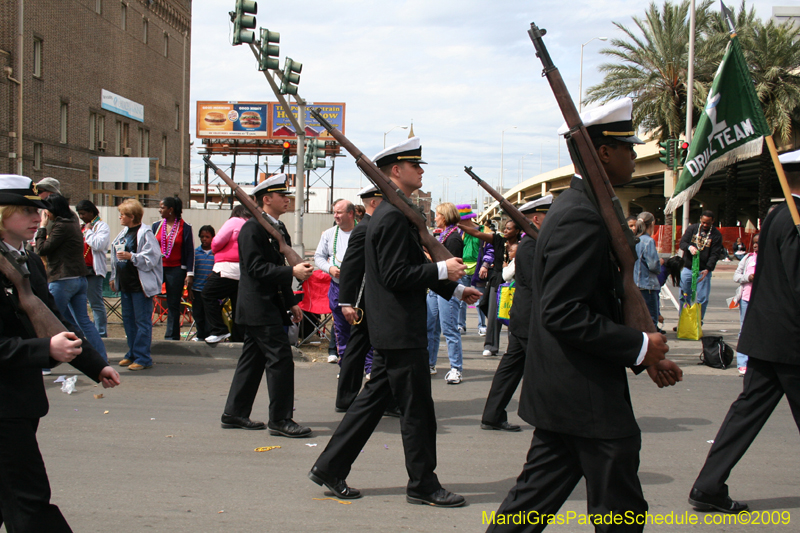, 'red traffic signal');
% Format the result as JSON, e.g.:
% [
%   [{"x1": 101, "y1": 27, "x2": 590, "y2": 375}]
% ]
[{"x1": 282, "y1": 141, "x2": 291, "y2": 150}]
